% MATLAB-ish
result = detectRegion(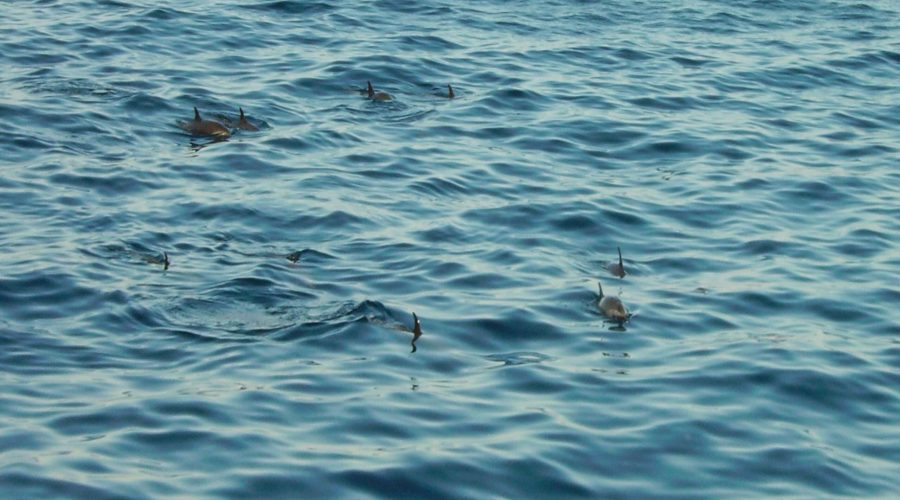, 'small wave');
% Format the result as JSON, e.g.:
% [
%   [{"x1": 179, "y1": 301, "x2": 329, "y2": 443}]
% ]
[
  {"x1": 485, "y1": 351, "x2": 553, "y2": 367},
  {"x1": 241, "y1": 1, "x2": 334, "y2": 15}
]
